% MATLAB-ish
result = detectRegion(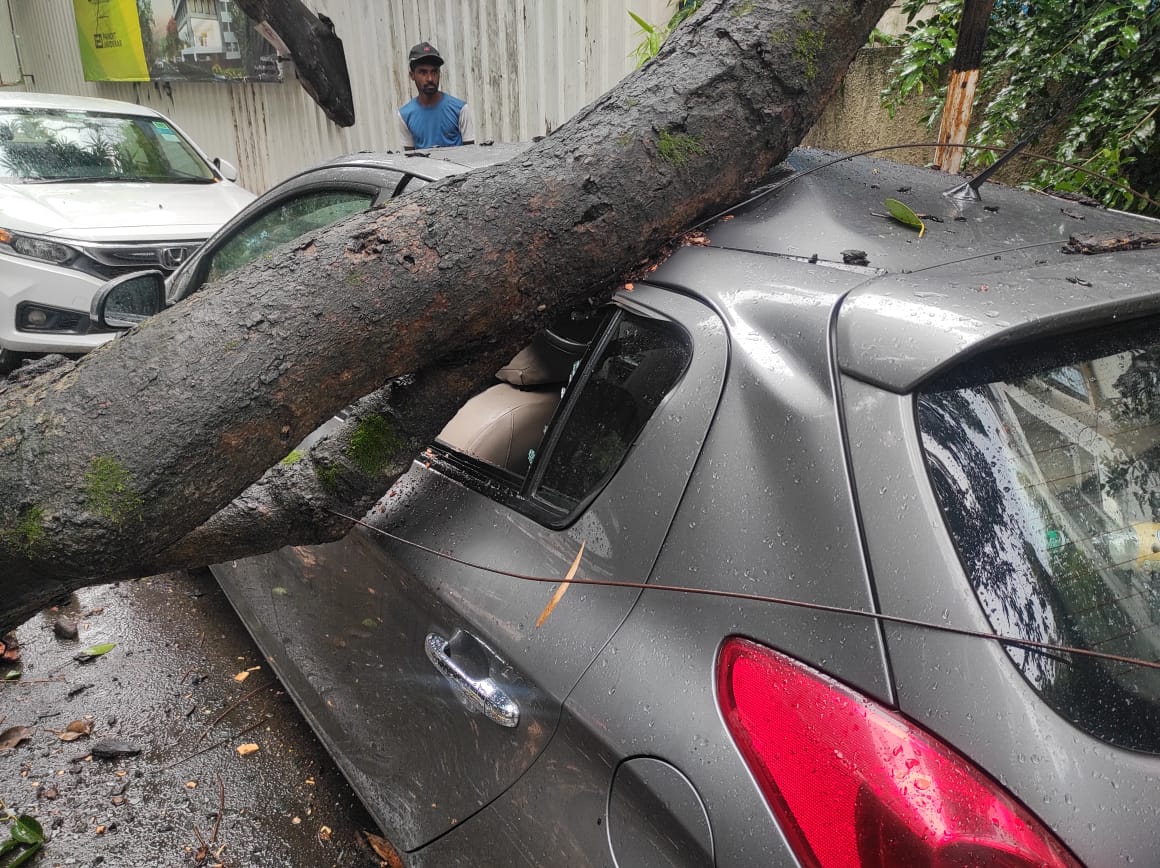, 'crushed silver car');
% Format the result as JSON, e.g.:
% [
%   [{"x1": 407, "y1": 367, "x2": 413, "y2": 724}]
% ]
[{"x1": 102, "y1": 146, "x2": 1160, "y2": 866}]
